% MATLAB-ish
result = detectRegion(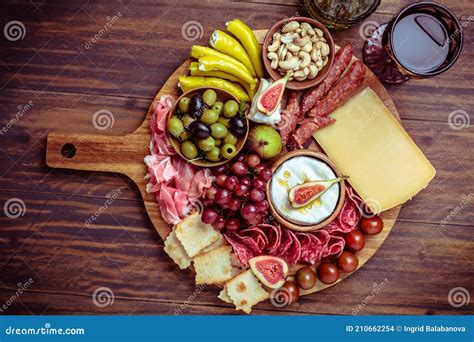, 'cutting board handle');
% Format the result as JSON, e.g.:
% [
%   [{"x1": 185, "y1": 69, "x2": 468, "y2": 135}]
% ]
[{"x1": 46, "y1": 132, "x2": 150, "y2": 178}]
